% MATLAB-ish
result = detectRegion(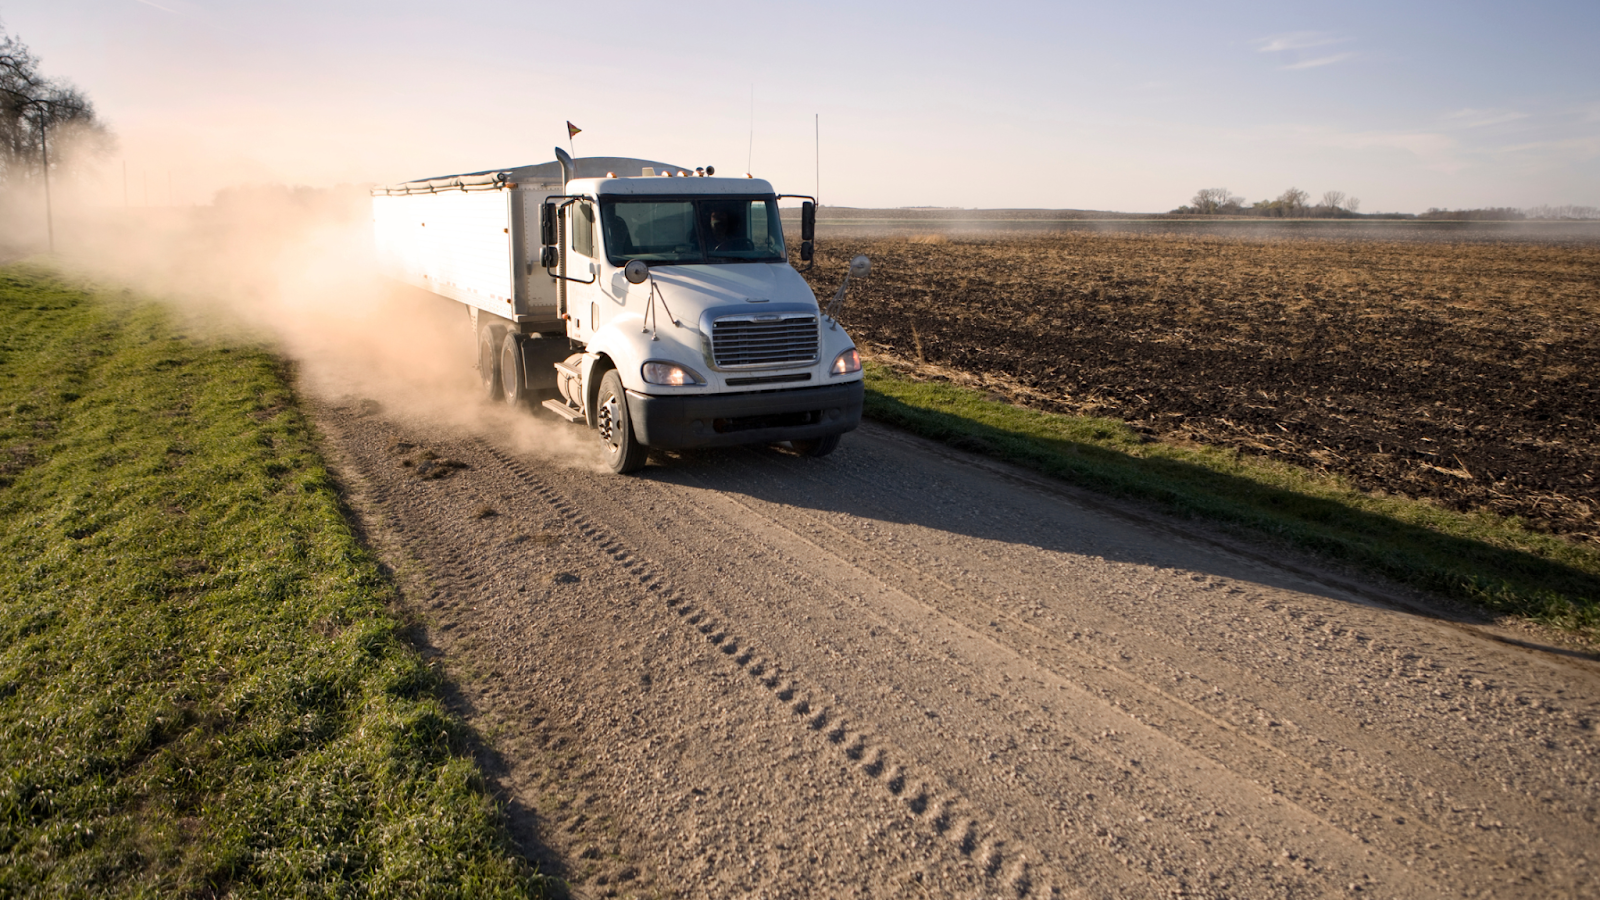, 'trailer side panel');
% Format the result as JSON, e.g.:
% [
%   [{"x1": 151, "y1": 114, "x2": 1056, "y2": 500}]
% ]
[{"x1": 373, "y1": 190, "x2": 516, "y2": 318}]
